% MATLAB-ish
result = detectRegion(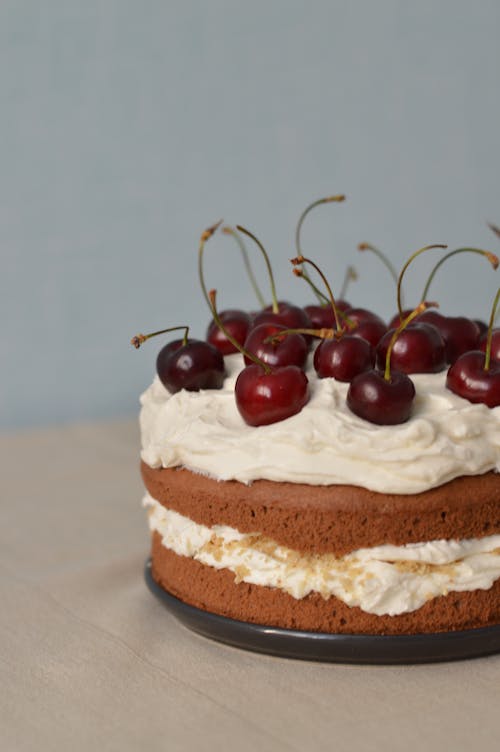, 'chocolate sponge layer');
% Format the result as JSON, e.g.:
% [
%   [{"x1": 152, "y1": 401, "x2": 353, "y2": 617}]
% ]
[
  {"x1": 142, "y1": 462, "x2": 500, "y2": 556},
  {"x1": 151, "y1": 533, "x2": 500, "y2": 635}
]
